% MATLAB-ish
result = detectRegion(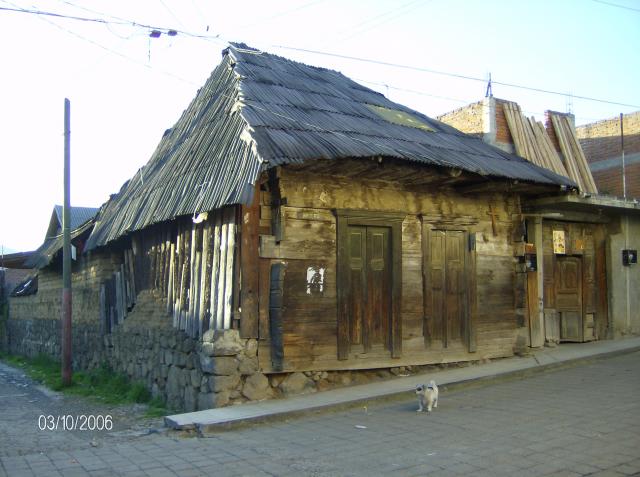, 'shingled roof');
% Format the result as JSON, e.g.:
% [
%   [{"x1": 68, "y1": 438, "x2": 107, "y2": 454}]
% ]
[{"x1": 86, "y1": 43, "x2": 573, "y2": 250}]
